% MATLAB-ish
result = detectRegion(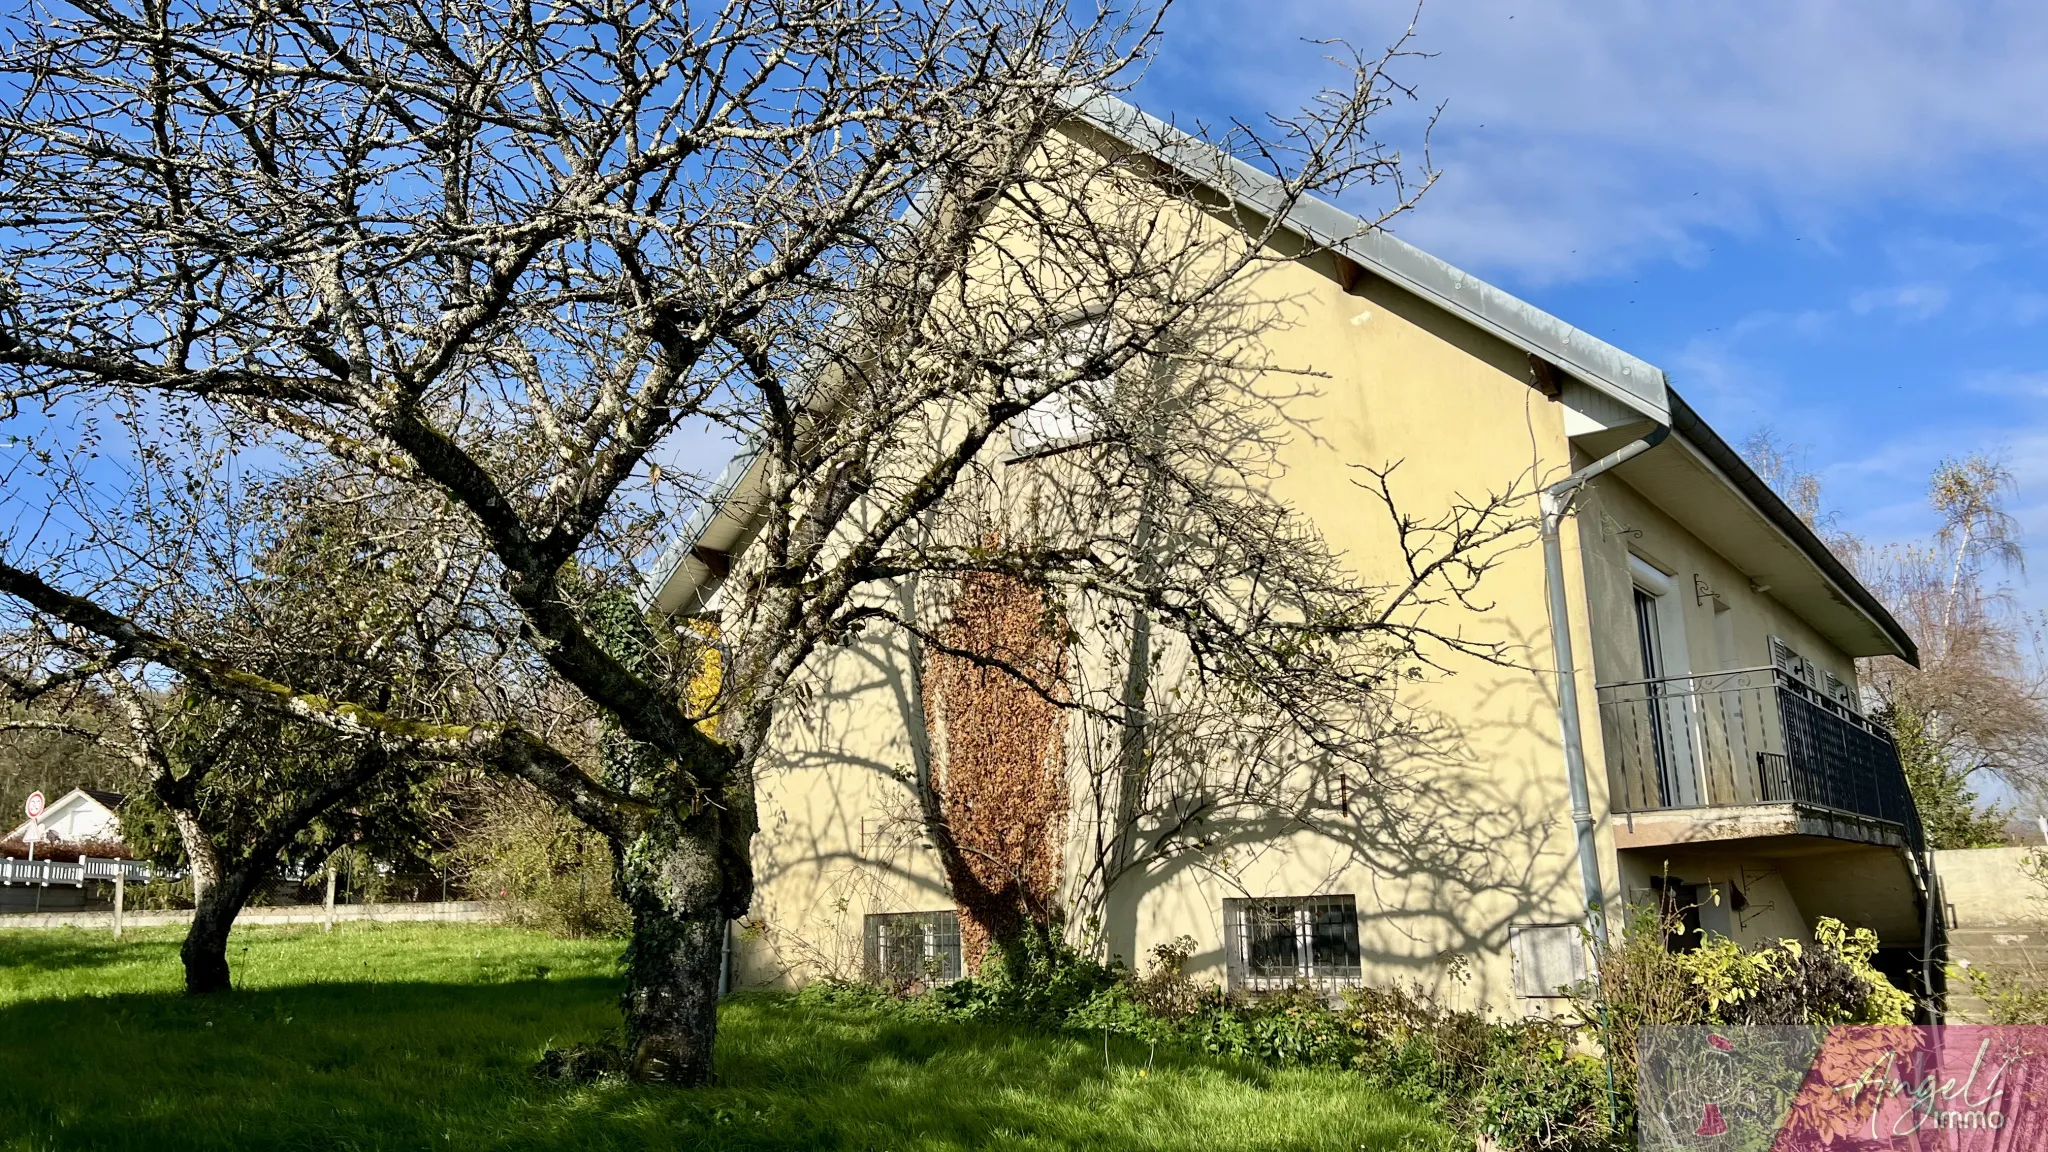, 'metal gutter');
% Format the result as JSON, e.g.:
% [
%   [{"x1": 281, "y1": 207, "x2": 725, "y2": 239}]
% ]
[{"x1": 638, "y1": 446, "x2": 762, "y2": 612}]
